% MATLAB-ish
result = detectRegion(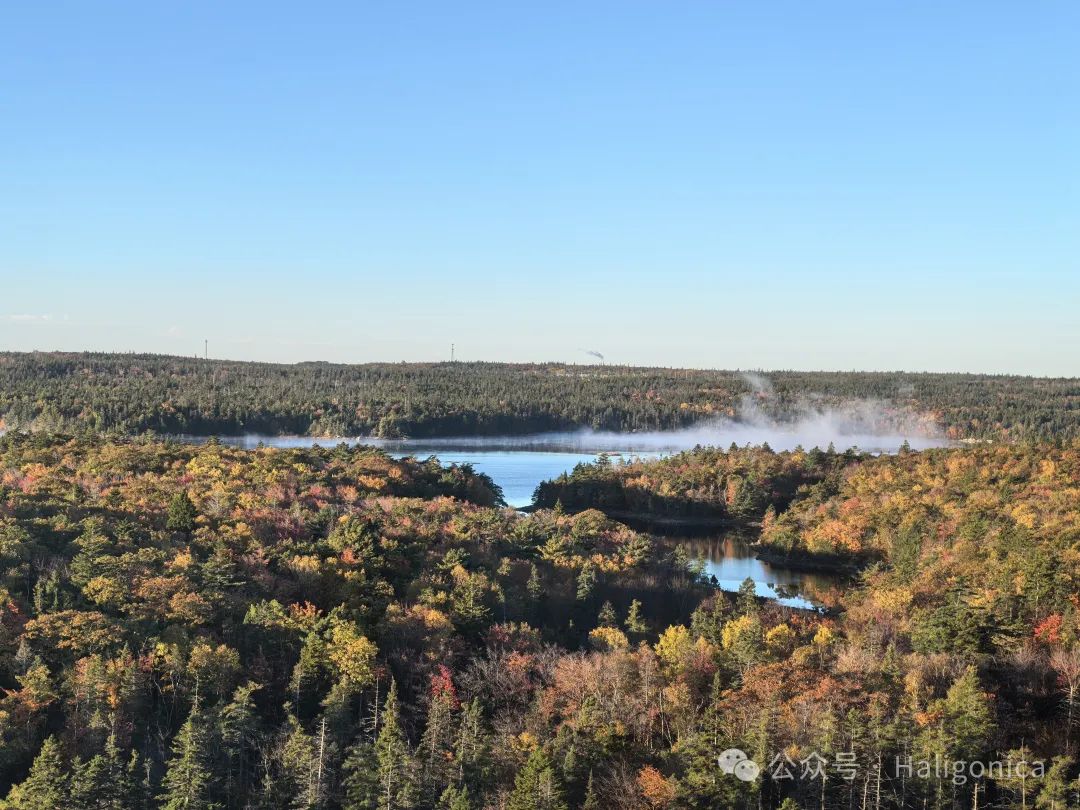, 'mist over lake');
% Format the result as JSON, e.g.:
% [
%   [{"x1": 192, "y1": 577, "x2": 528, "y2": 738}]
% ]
[{"x1": 184, "y1": 414, "x2": 948, "y2": 511}]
